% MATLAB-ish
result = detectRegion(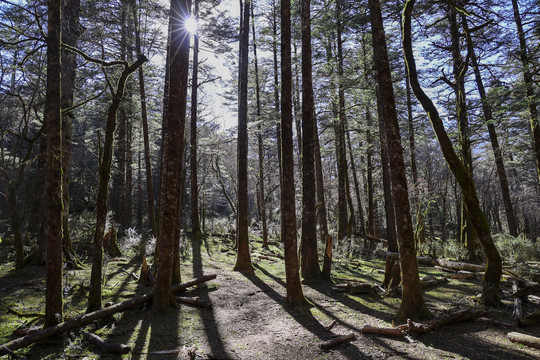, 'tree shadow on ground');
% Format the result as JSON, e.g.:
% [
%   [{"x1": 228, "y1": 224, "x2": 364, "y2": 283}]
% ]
[
  {"x1": 243, "y1": 270, "x2": 374, "y2": 360},
  {"x1": 191, "y1": 236, "x2": 233, "y2": 359}
]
